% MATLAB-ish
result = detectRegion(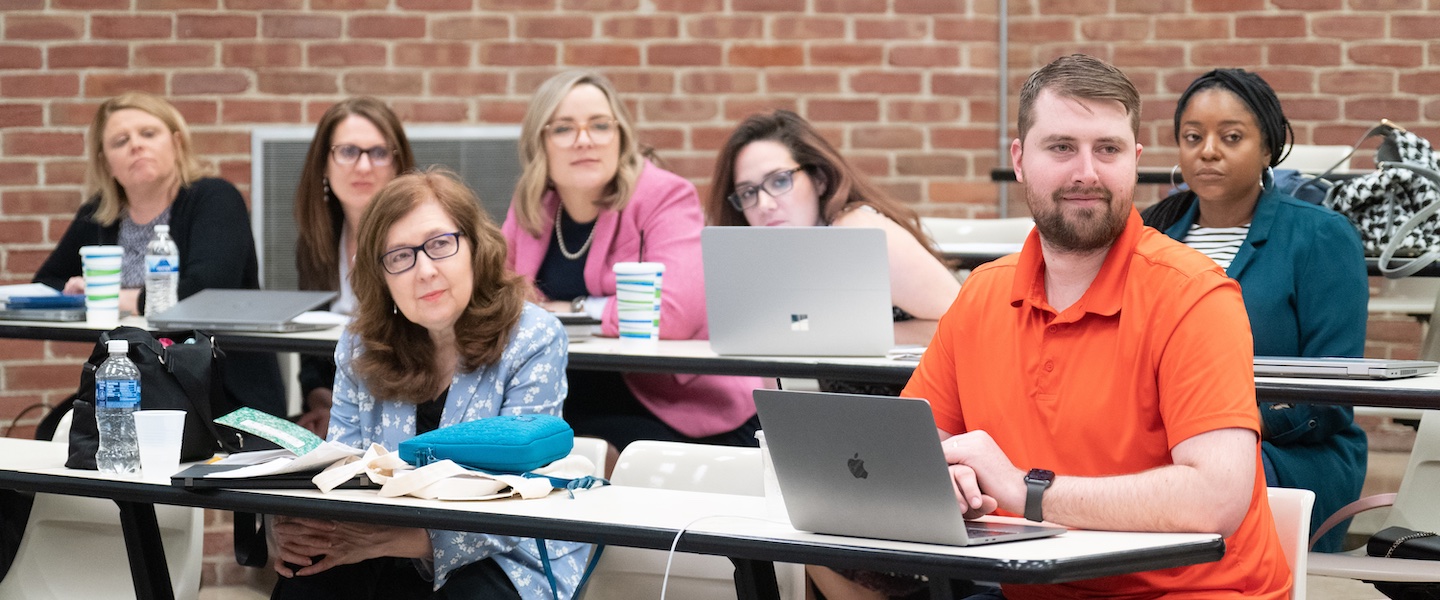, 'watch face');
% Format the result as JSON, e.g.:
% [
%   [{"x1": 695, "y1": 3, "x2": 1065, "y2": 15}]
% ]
[{"x1": 1027, "y1": 468, "x2": 1054, "y2": 483}]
